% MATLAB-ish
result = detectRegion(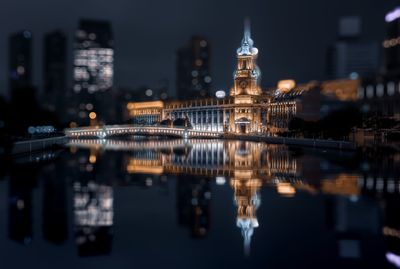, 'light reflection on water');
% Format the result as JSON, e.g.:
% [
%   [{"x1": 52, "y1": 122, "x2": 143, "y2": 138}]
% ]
[{"x1": 1, "y1": 138, "x2": 400, "y2": 268}]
